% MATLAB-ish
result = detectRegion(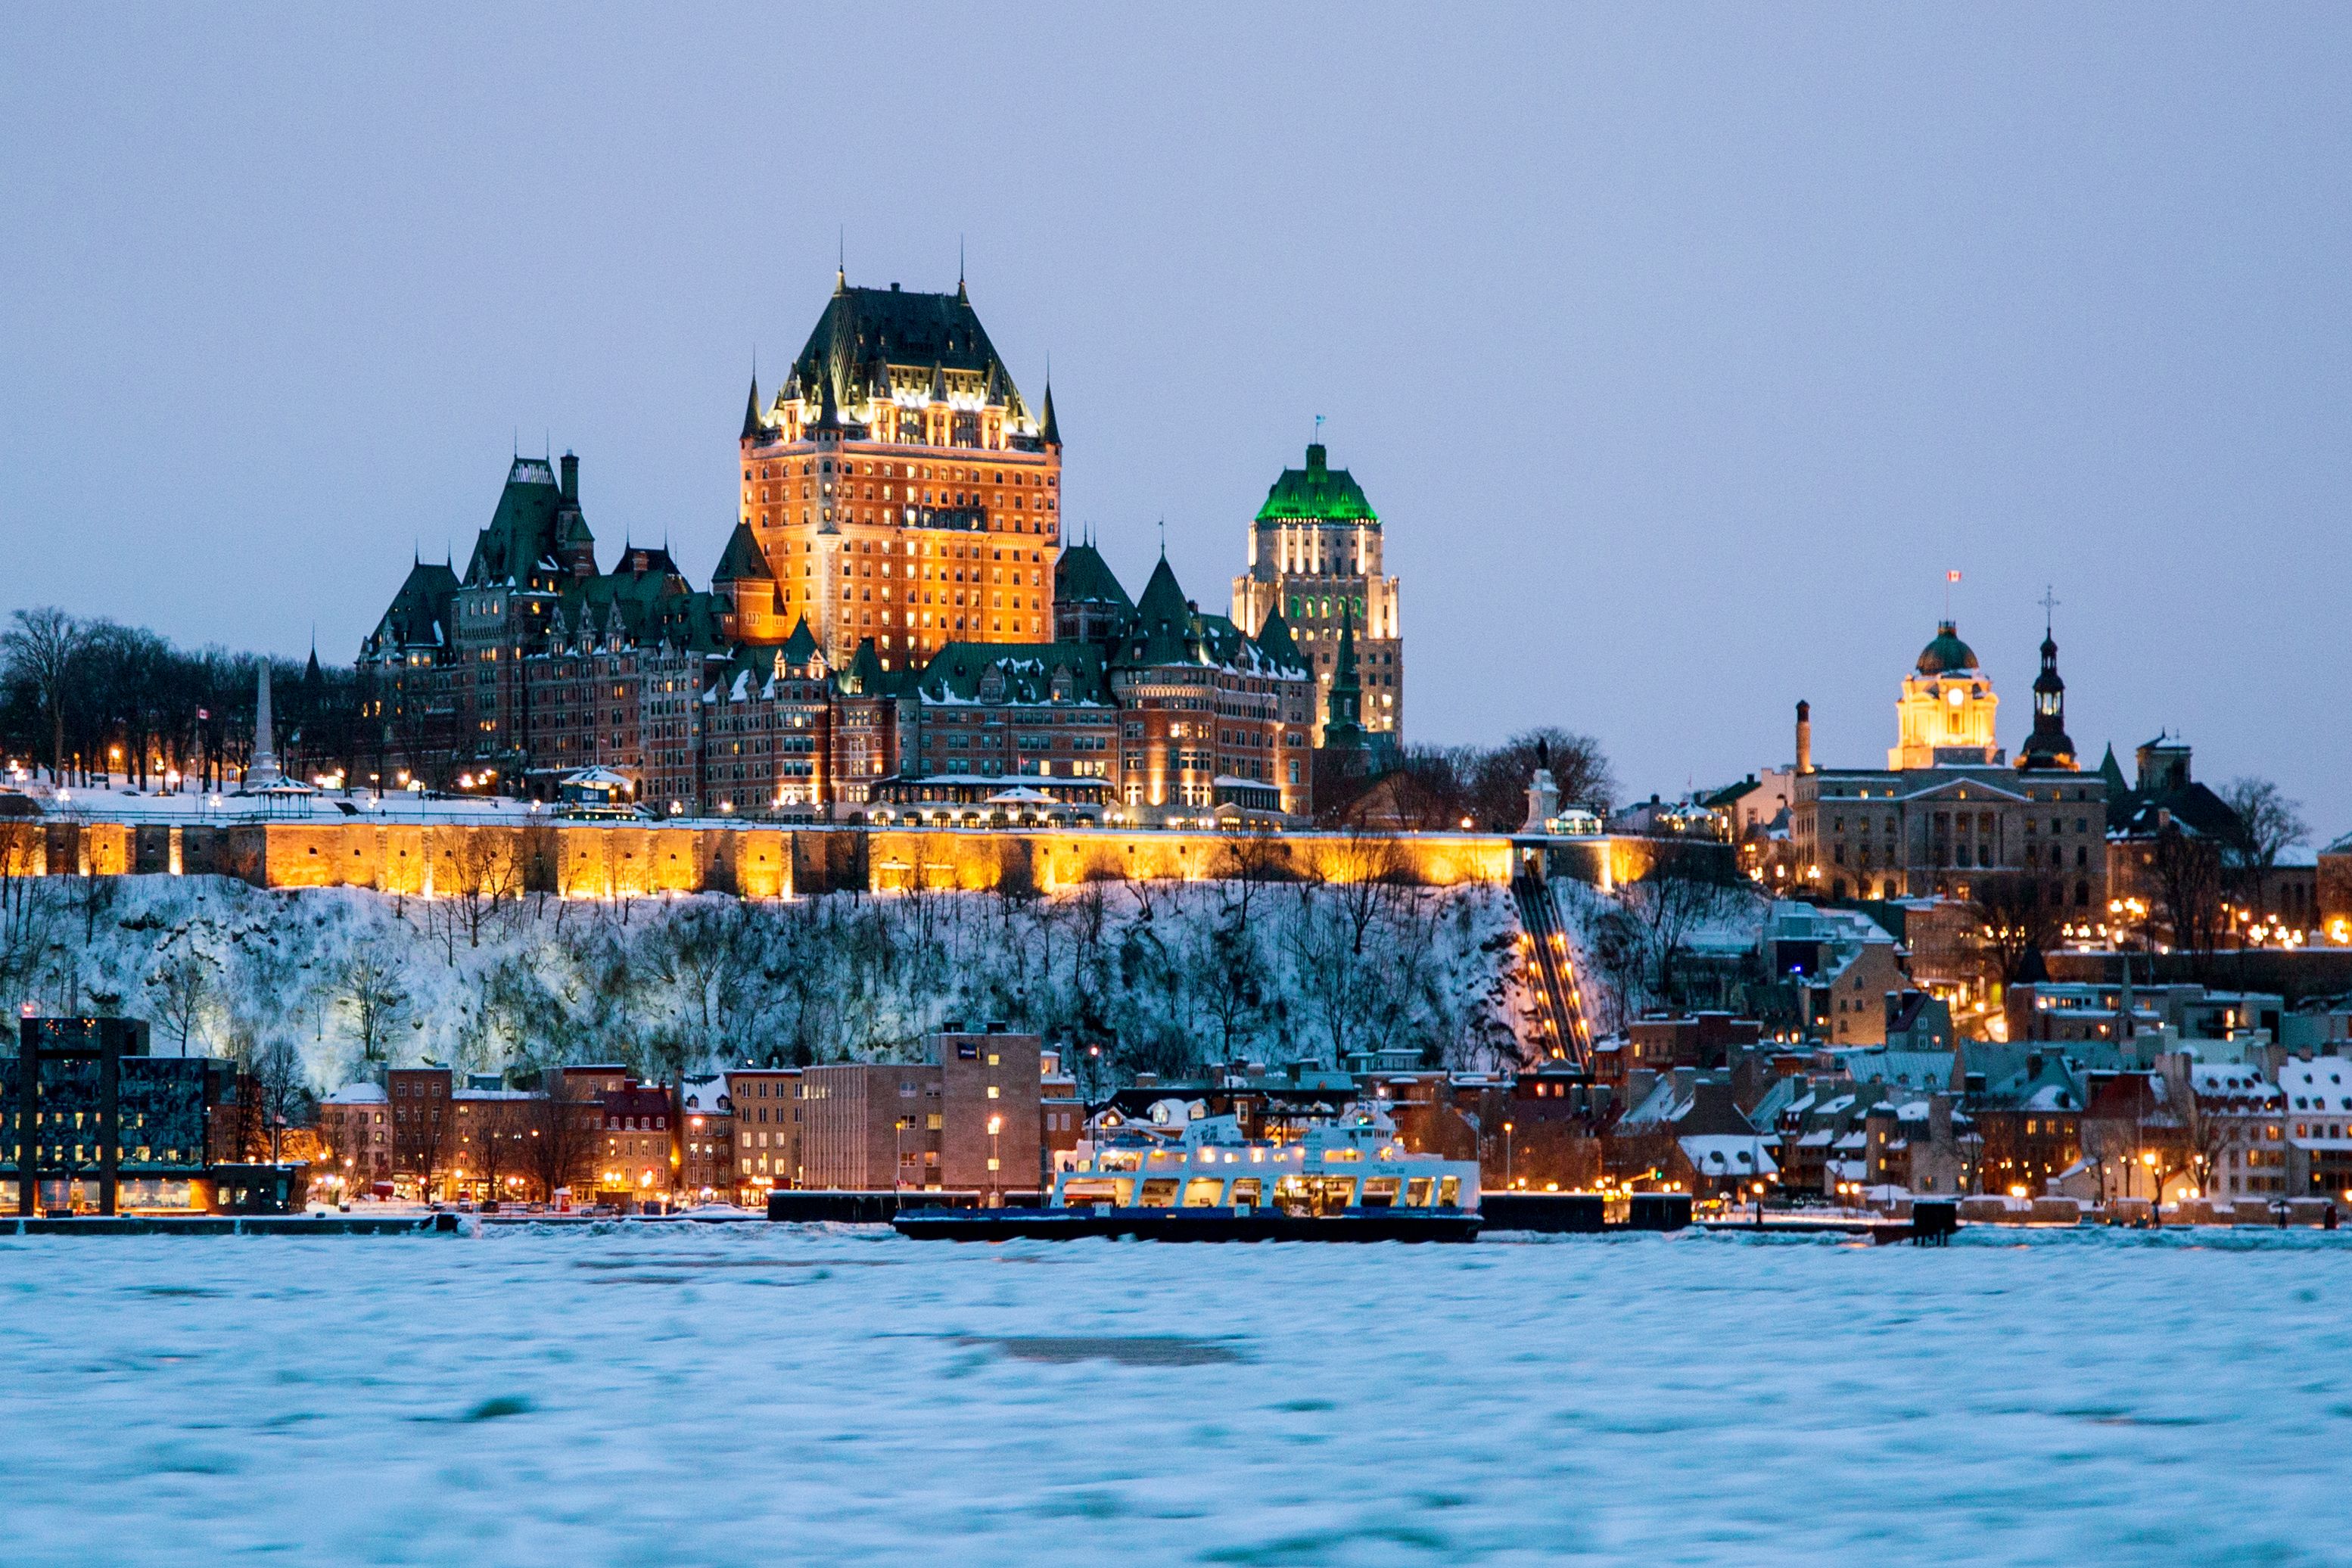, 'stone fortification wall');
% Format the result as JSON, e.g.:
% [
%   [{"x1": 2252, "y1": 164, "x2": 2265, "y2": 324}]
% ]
[{"x1": 7, "y1": 817, "x2": 1520, "y2": 897}]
